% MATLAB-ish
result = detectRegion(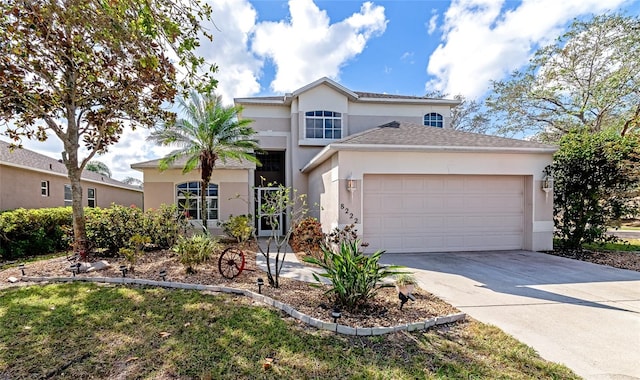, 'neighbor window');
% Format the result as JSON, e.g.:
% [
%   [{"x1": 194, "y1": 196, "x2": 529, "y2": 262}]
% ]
[
  {"x1": 176, "y1": 182, "x2": 218, "y2": 221},
  {"x1": 87, "y1": 188, "x2": 96, "y2": 208},
  {"x1": 305, "y1": 110, "x2": 342, "y2": 139},
  {"x1": 41, "y1": 181, "x2": 49, "y2": 197},
  {"x1": 63, "y1": 184, "x2": 72, "y2": 206},
  {"x1": 423, "y1": 112, "x2": 444, "y2": 128}
]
